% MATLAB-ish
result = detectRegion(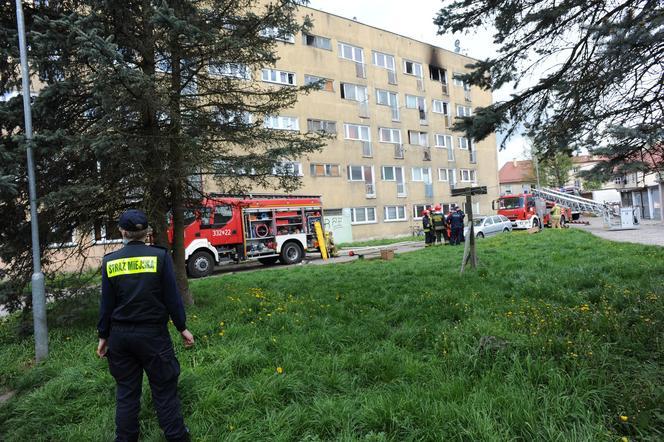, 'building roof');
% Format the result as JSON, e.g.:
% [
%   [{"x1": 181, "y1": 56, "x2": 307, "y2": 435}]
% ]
[{"x1": 499, "y1": 160, "x2": 536, "y2": 184}]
